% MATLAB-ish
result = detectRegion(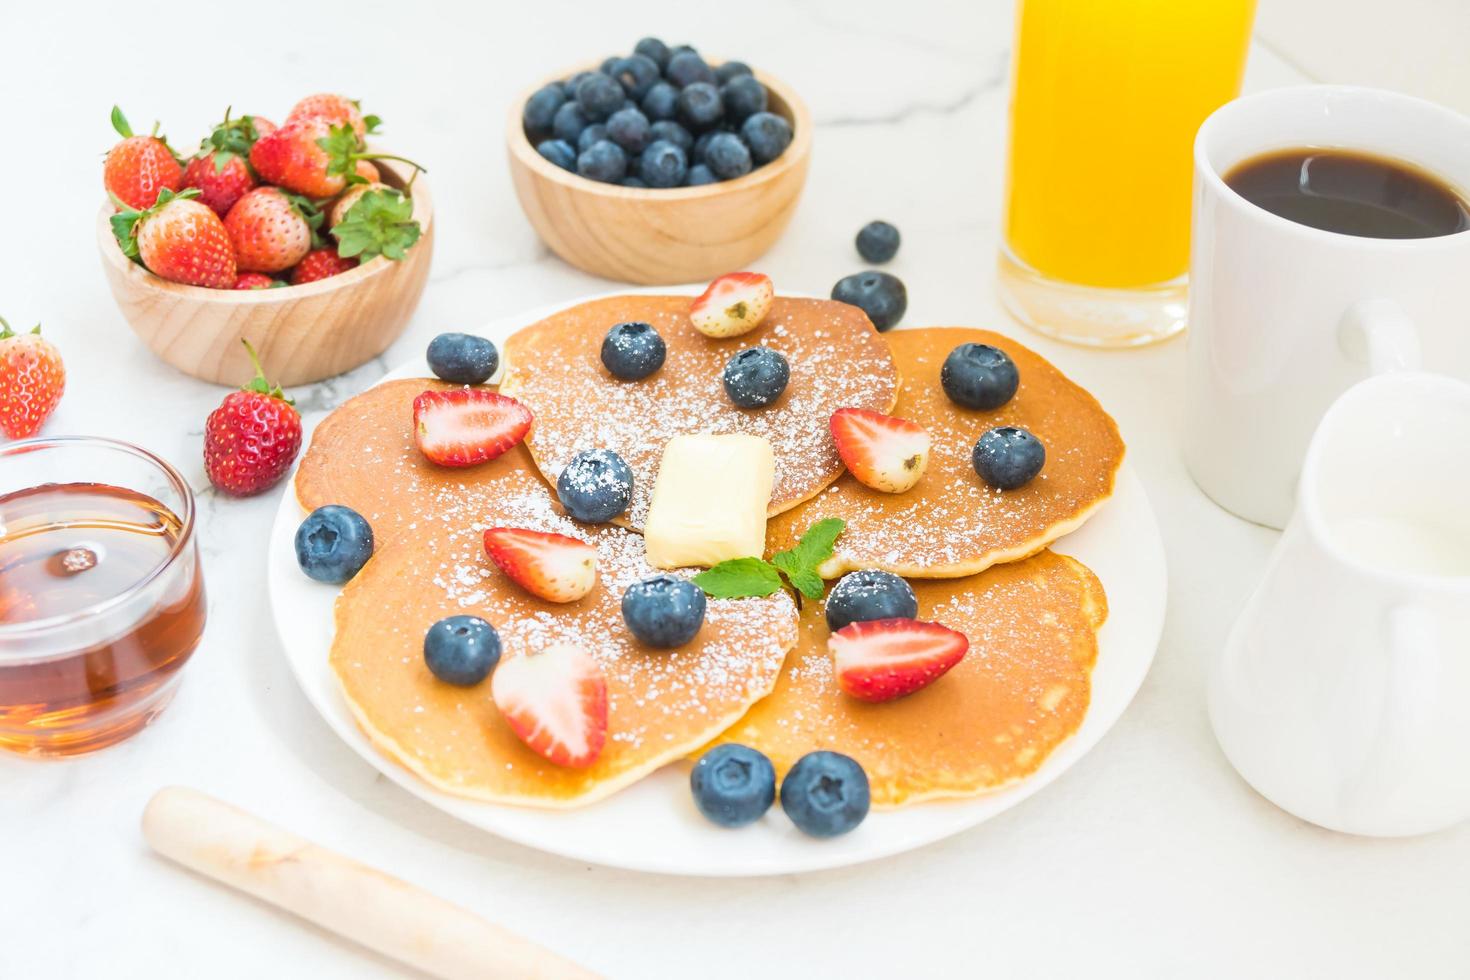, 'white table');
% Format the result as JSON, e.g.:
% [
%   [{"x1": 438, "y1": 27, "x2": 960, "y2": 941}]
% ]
[{"x1": 4, "y1": 2, "x2": 1467, "y2": 977}]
